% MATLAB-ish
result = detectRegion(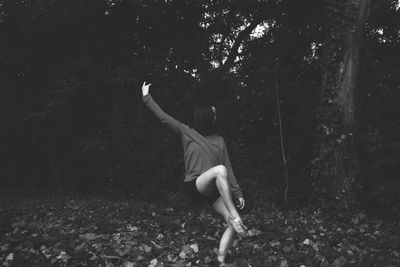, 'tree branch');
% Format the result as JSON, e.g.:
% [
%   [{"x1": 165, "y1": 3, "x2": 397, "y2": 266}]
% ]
[
  {"x1": 219, "y1": 19, "x2": 262, "y2": 73},
  {"x1": 177, "y1": 18, "x2": 263, "y2": 107},
  {"x1": 275, "y1": 62, "x2": 289, "y2": 205}
]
